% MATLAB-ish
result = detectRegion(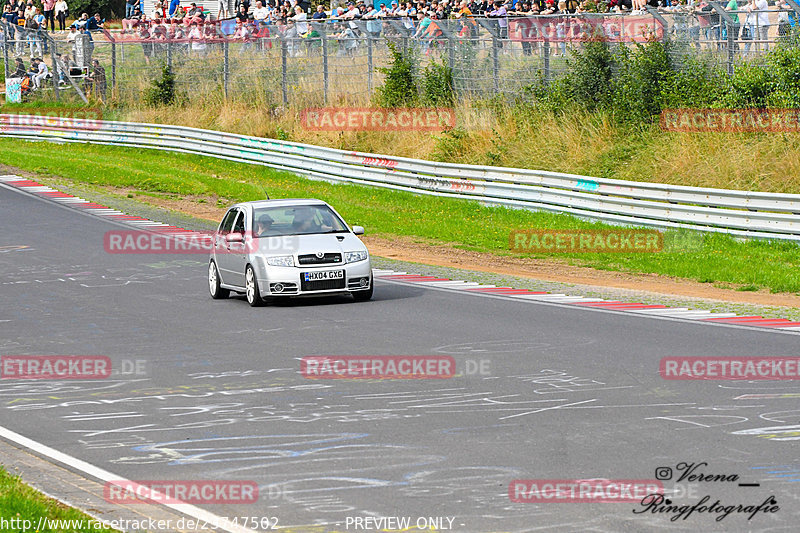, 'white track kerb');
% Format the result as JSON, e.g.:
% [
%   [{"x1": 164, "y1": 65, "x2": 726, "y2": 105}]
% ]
[
  {"x1": 2, "y1": 115, "x2": 800, "y2": 240},
  {"x1": 0, "y1": 425, "x2": 257, "y2": 533},
  {"x1": 3, "y1": 174, "x2": 800, "y2": 334}
]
